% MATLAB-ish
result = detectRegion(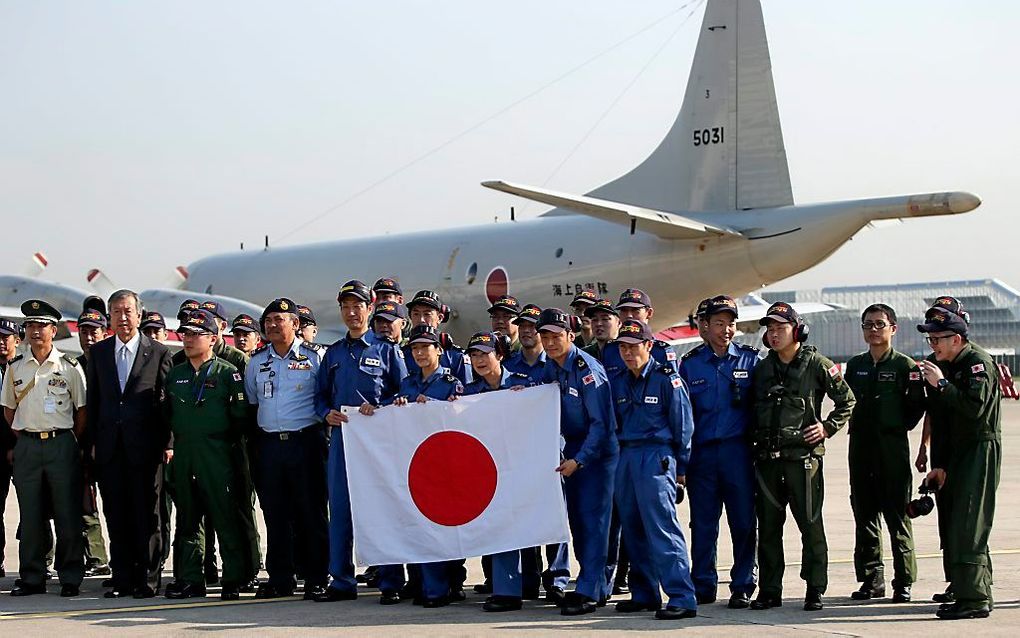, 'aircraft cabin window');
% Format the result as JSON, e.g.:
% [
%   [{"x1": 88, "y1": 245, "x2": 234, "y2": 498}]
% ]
[
  {"x1": 466, "y1": 262, "x2": 478, "y2": 285},
  {"x1": 555, "y1": 248, "x2": 563, "y2": 258}
]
